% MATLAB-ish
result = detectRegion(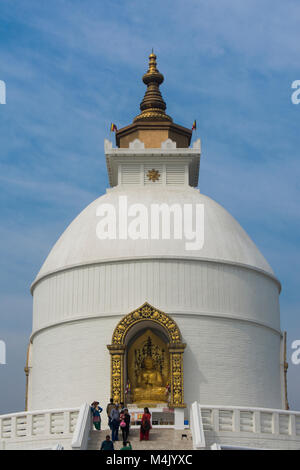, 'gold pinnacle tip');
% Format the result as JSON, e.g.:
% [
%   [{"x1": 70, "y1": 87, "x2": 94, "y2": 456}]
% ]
[{"x1": 133, "y1": 52, "x2": 172, "y2": 123}]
